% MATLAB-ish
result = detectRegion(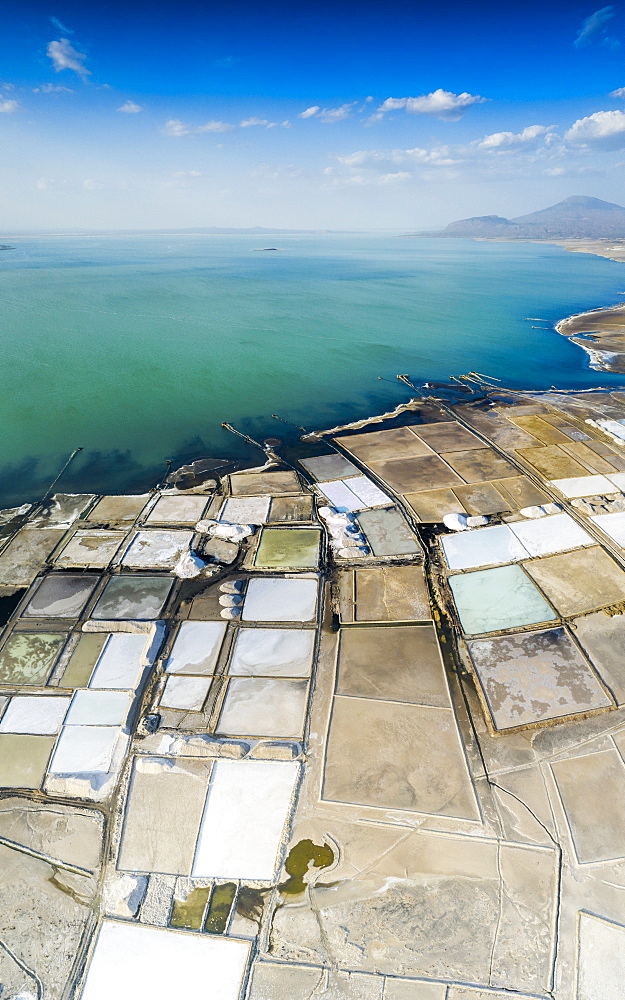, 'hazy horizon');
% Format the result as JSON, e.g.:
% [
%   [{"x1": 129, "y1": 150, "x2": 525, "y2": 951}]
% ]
[{"x1": 3, "y1": 1, "x2": 625, "y2": 231}]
